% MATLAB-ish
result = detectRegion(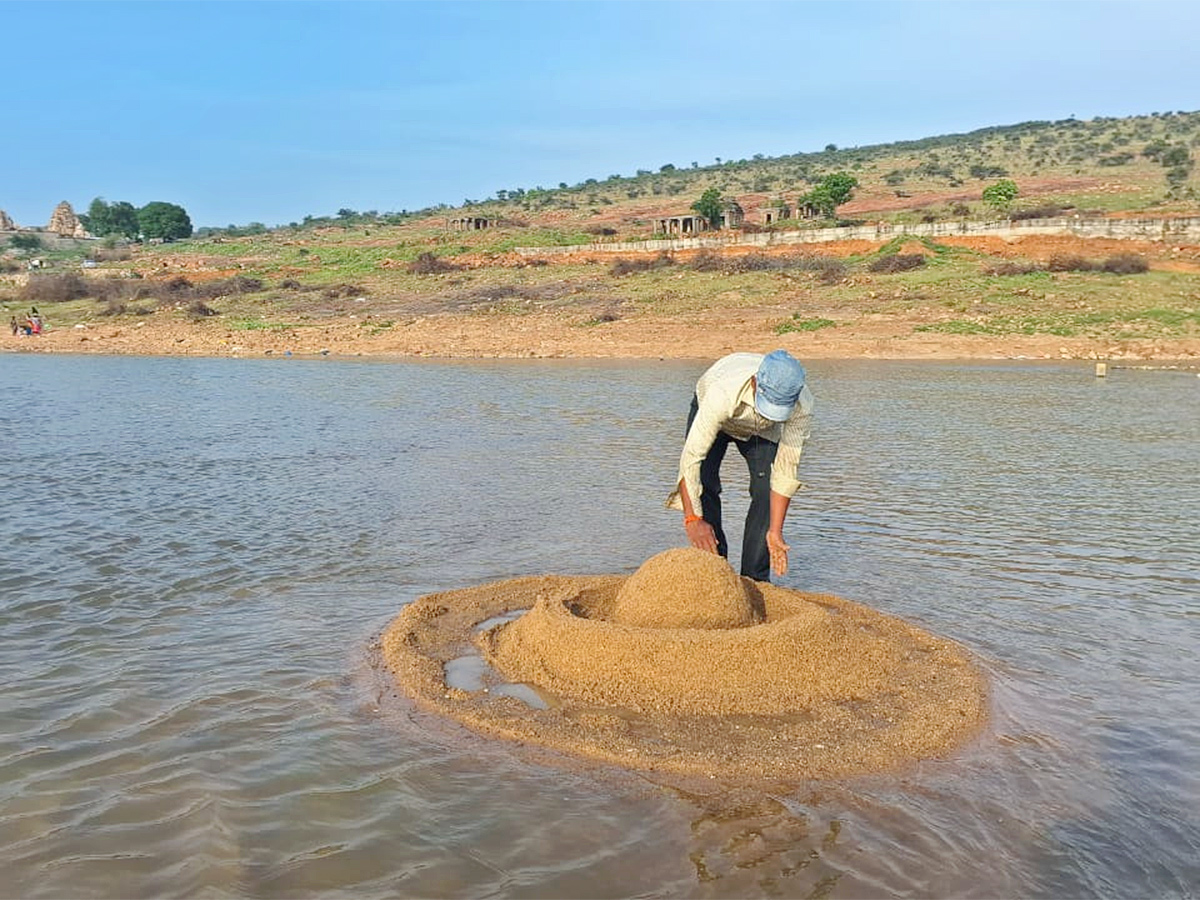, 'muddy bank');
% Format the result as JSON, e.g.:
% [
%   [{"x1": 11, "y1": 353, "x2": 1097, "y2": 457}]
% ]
[{"x1": 6, "y1": 311, "x2": 1198, "y2": 362}]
